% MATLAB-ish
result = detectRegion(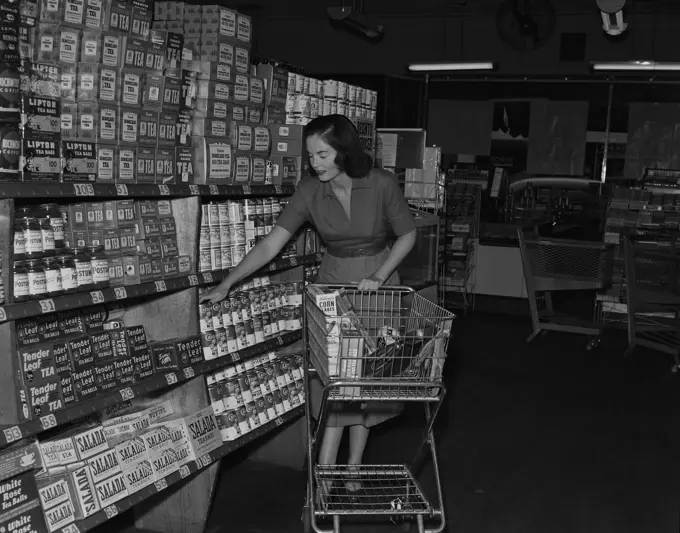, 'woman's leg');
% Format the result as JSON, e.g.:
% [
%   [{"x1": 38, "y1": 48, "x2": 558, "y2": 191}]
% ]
[
  {"x1": 318, "y1": 425, "x2": 344, "y2": 493},
  {"x1": 346, "y1": 424, "x2": 370, "y2": 490}
]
